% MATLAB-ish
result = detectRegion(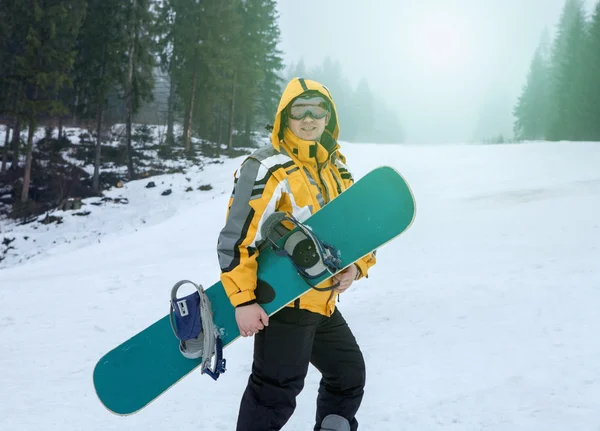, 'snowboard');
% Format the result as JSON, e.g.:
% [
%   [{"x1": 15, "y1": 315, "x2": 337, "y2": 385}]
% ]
[{"x1": 93, "y1": 165, "x2": 416, "y2": 416}]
